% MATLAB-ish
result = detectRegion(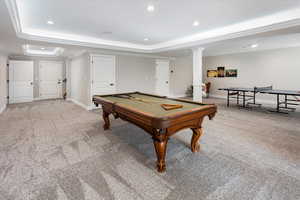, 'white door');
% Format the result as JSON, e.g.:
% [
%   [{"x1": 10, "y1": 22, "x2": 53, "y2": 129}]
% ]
[
  {"x1": 155, "y1": 60, "x2": 170, "y2": 96},
  {"x1": 39, "y1": 61, "x2": 63, "y2": 99},
  {"x1": 9, "y1": 60, "x2": 34, "y2": 104},
  {"x1": 91, "y1": 55, "x2": 116, "y2": 100}
]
